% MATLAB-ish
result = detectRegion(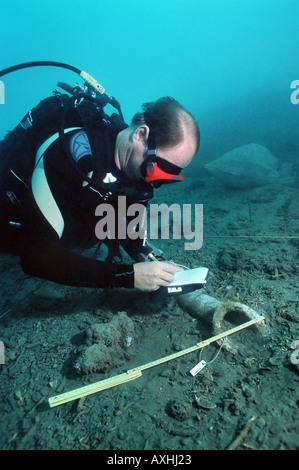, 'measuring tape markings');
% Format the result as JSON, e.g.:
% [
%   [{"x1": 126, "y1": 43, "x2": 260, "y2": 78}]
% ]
[{"x1": 49, "y1": 369, "x2": 142, "y2": 407}]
